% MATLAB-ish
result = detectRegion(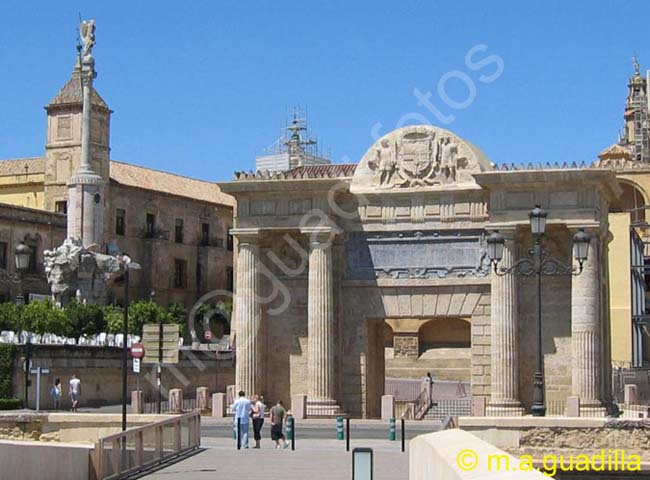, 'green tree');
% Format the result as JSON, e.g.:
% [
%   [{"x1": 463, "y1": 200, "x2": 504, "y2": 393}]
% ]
[
  {"x1": 21, "y1": 300, "x2": 67, "y2": 336},
  {"x1": 0, "y1": 303, "x2": 21, "y2": 332},
  {"x1": 65, "y1": 300, "x2": 107, "y2": 338},
  {"x1": 128, "y1": 300, "x2": 173, "y2": 336},
  {"x1": 103, "y1": 306, "x2": 124, "y2": 334}
]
